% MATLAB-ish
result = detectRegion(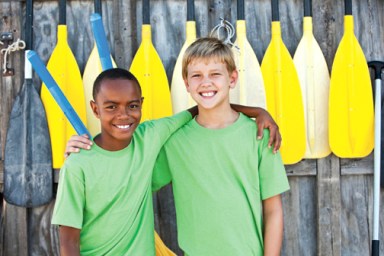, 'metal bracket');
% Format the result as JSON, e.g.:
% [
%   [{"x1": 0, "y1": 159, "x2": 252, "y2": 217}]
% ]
[{"x1": 0, "y1": 32, "x2": 15, "y2": 76}]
